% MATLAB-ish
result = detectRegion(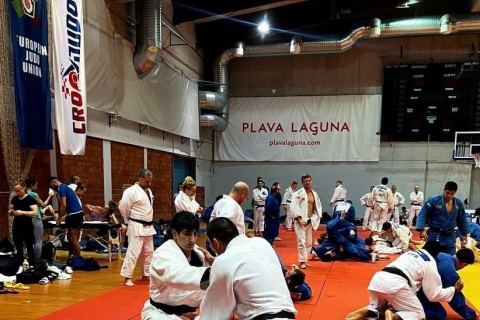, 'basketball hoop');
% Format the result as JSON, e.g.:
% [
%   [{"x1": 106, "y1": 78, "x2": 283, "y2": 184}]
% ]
[{"x1": 474, "y1": 153, "x2": 480, "y2": 168}]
